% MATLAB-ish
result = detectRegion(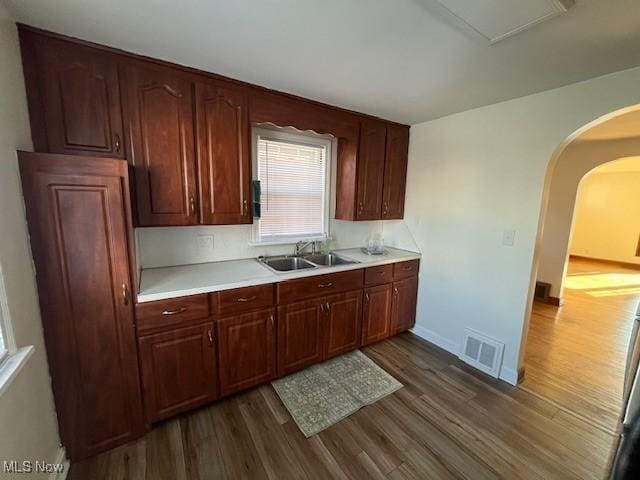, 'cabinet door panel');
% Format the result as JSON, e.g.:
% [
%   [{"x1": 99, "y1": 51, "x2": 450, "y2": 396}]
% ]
[
  {"x1": 217, "y1": 308, "x2": 276, "y2": 396},
  {"x1": 390, "y1": 277, "x2": 418, "y2": 335},
  {"x1": 196, "y1": 82, "x2": 251, "y2": 224},
  {"x1": 38, "y1": 38, "x2": 124, "y2": 157},
  {"x1": 362, "y1": 284, "x2": 393, "y2": 346},
  {"x1": 325, "y1": 290, "x2": 363, "y2": 359},
  {"x1": 356, "y1": 120, "x2": 386, "y2": 220},
  {"x1": 18, "y1": 153, "x2": 143, "y2": 460},
  {"x1": 122, "y1": 62, "x2": 197, "y2": 226},
  {"x1": 382, "y1": 125, "x2": 409, "y2": 219},
  {"x1": 277, "y1": 299, "x2": 324, "y2": 375},
  {"x1": 139, "y1": 323, "x2": 217, "y2": 423}
]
